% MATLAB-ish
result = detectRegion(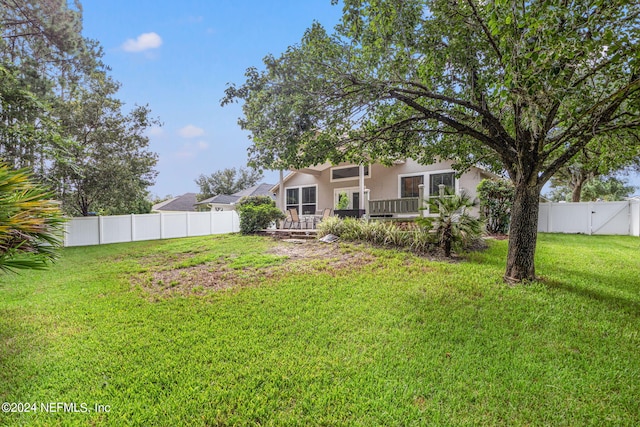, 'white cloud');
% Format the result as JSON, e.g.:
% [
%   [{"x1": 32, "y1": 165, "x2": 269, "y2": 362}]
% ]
[
  {"x1": 197, "y1": 141, "x2": 209, "y2": 150},
  {"x1": 146, "y1": 125, "x2": 164, "y2": 137},
  {"x1": 122, "y1": 32, "x2": 163, "y2": 52},
  {"x1": 178, "y1": 124, "x2": 205, "y2": 138}
]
